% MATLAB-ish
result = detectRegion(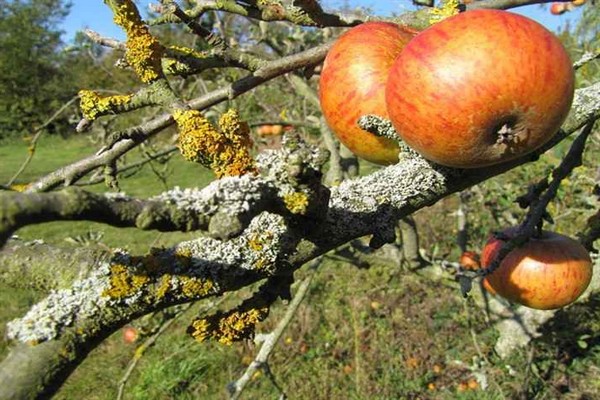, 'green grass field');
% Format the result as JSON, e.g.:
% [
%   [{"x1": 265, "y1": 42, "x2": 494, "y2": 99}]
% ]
[{"x1": 1, "y1": 135, "x2": 599, "y2": 399}]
